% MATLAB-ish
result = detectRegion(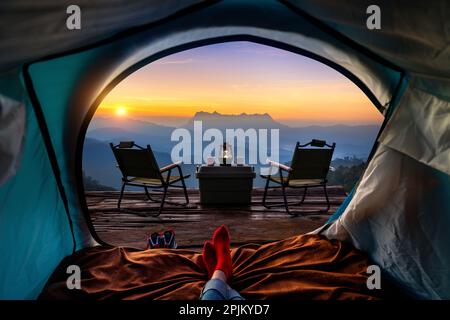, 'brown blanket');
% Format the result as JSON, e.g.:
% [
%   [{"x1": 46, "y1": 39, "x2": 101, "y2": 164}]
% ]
[{"x1": 40, "y1": 234, "x2": 398, "y2": 300}]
